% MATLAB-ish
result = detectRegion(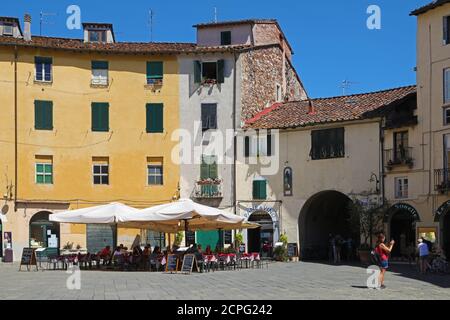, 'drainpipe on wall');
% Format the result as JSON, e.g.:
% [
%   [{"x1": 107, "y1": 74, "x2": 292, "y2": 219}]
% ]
[
  {"x1": 232, "y1": 52, "x2": 238, "y2": 244},
  {"x1": 14, "y1": 46, "x2": 18, "y2": 212}
]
